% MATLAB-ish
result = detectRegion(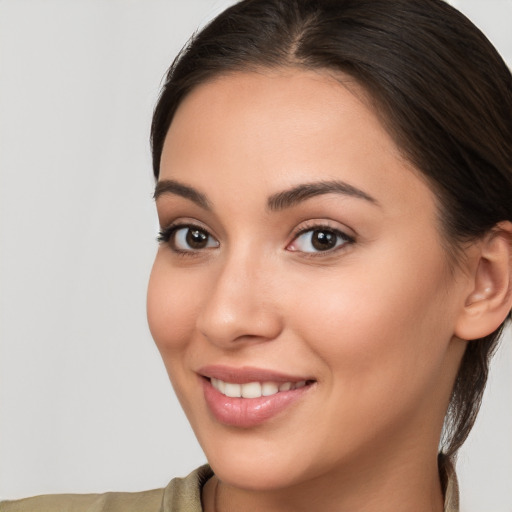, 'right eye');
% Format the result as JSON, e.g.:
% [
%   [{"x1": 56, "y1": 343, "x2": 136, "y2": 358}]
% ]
[{"x1": 158, "y1": 225, "x2": 219, "y2": 253}]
